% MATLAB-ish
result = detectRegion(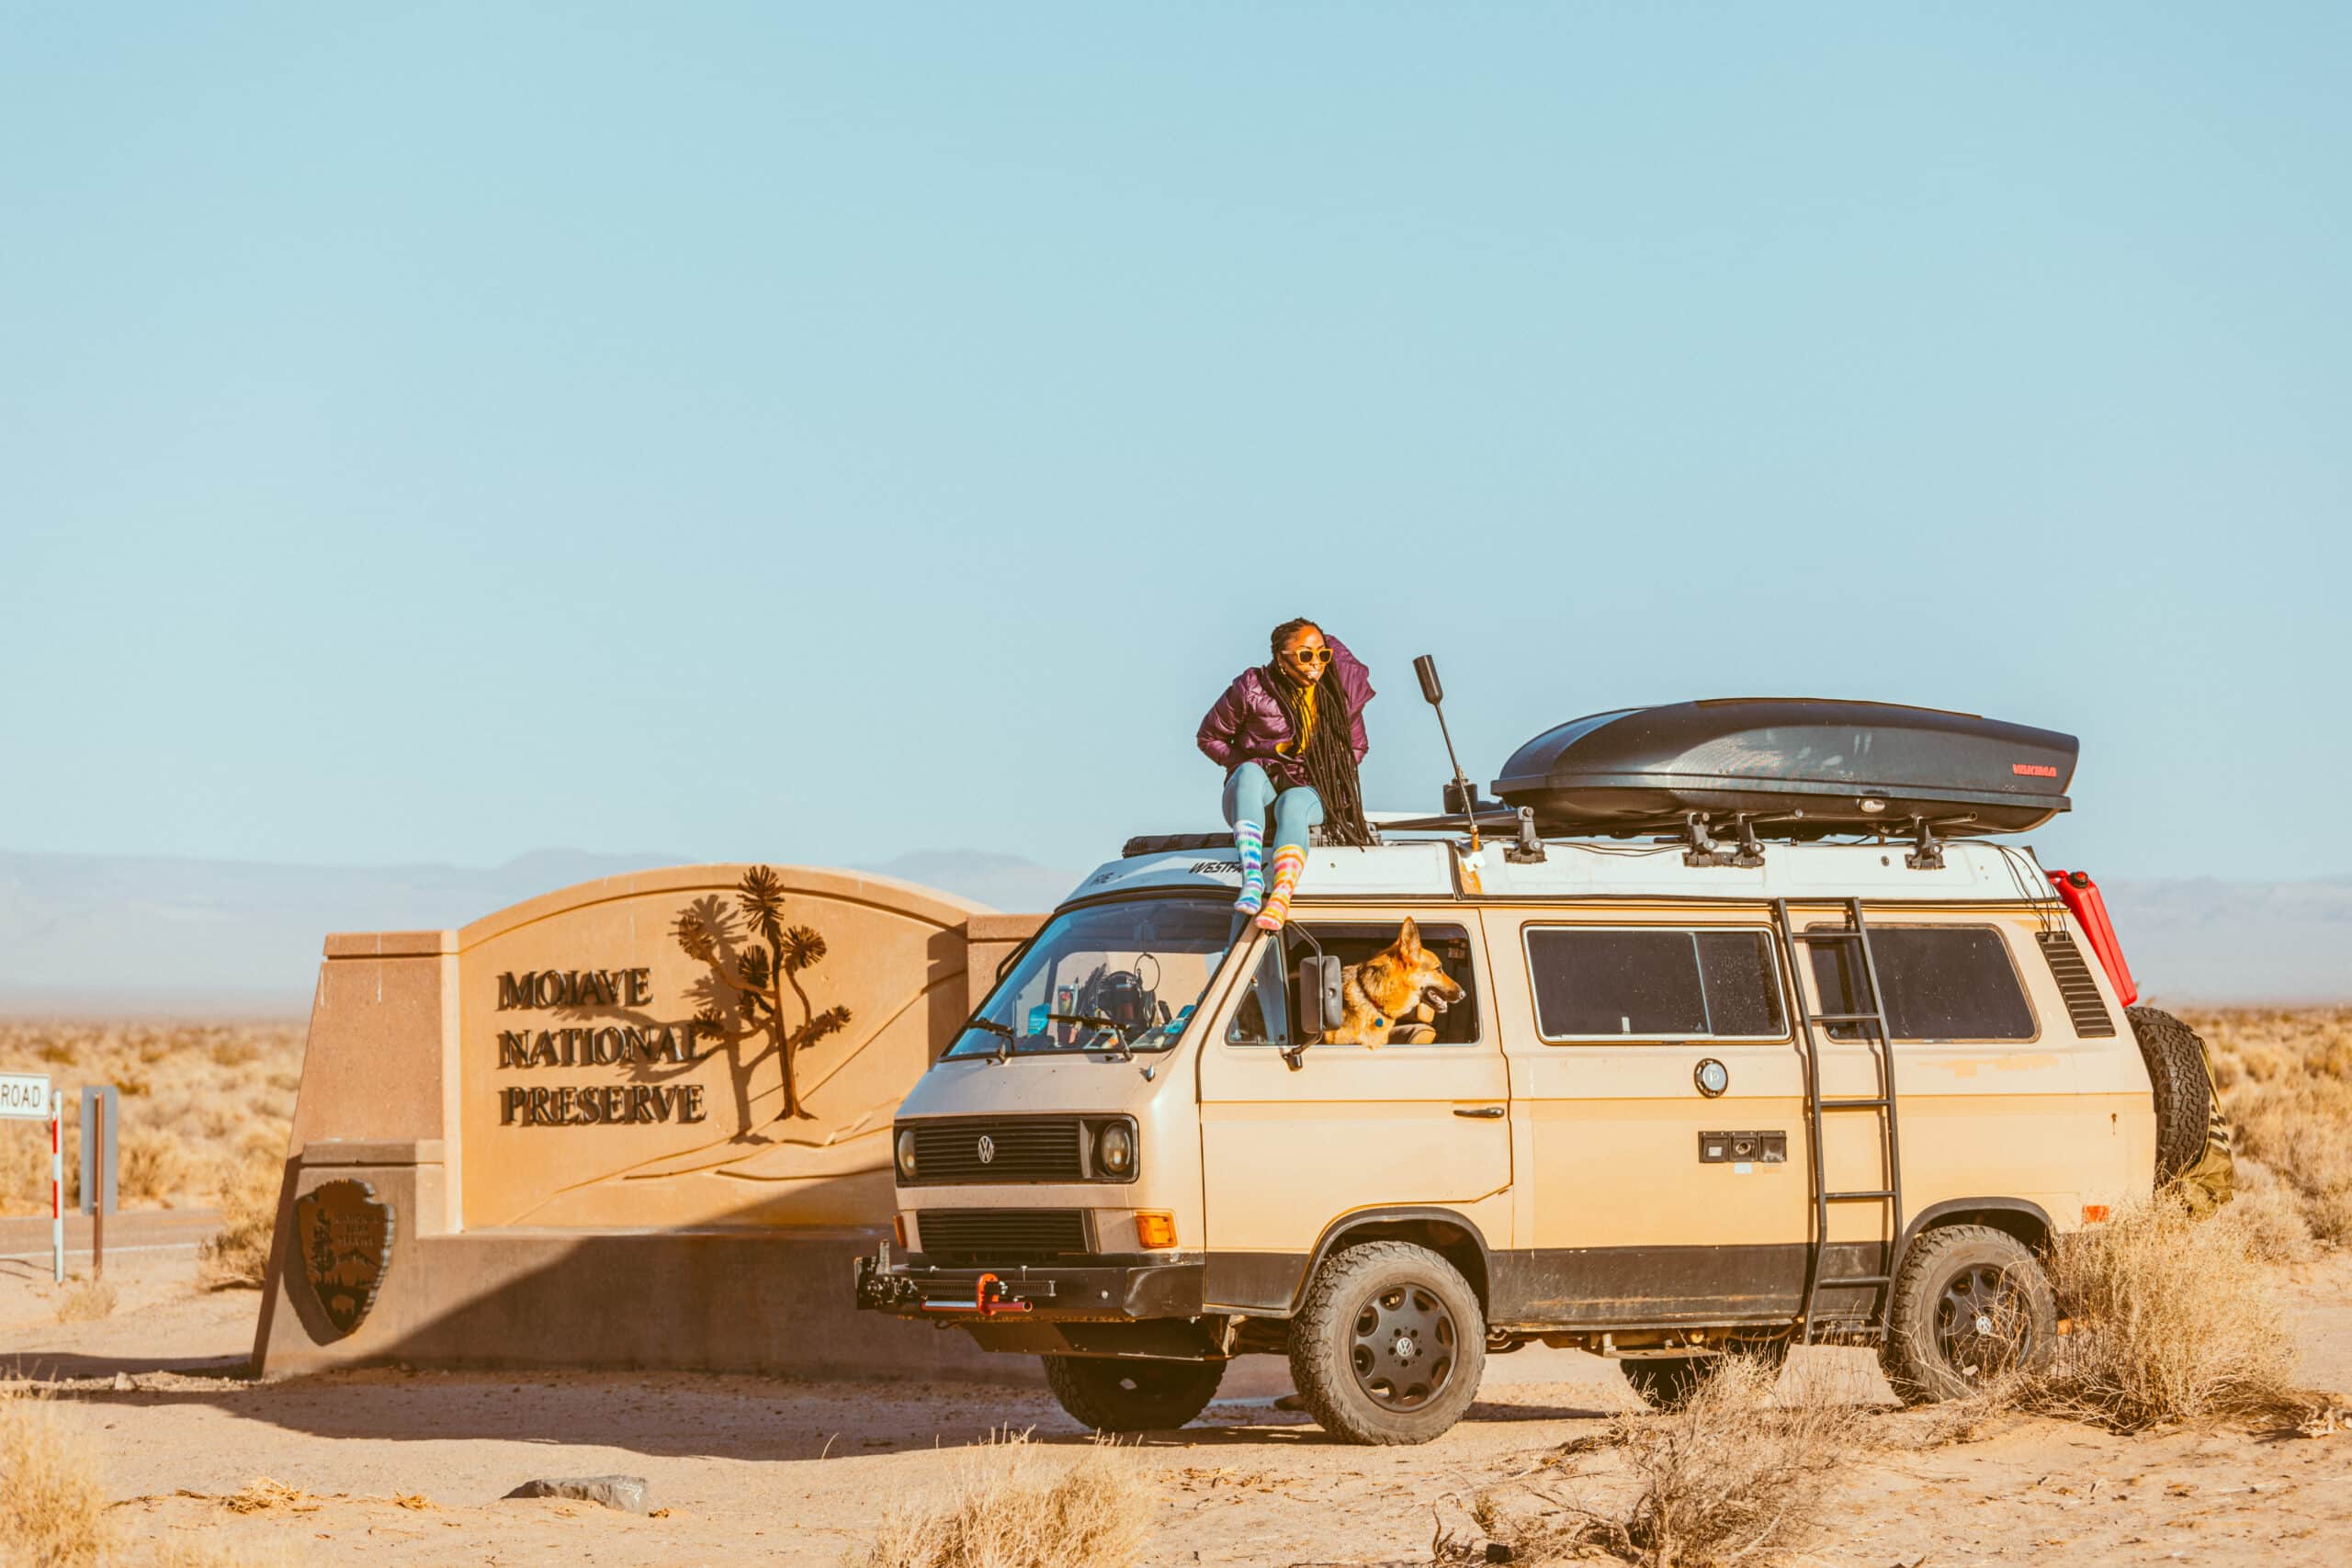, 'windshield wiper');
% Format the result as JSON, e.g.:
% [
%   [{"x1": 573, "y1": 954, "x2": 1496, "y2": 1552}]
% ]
[
  {"x1": 1045, "y1": 1012, "x2": 1135, "y2": 1060},
  {"x1": 963, "y1": 1016, "x2": 1017, "y2": 1063}
]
